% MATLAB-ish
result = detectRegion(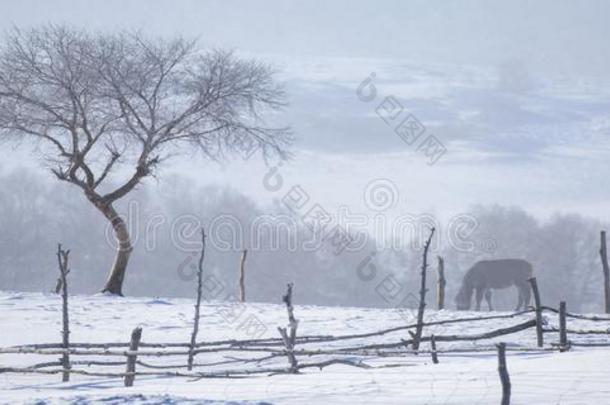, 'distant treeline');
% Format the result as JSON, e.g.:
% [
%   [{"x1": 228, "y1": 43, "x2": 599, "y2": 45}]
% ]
[{"x1": 0, "y1": 168, "x2": 606, "y2": 312}]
